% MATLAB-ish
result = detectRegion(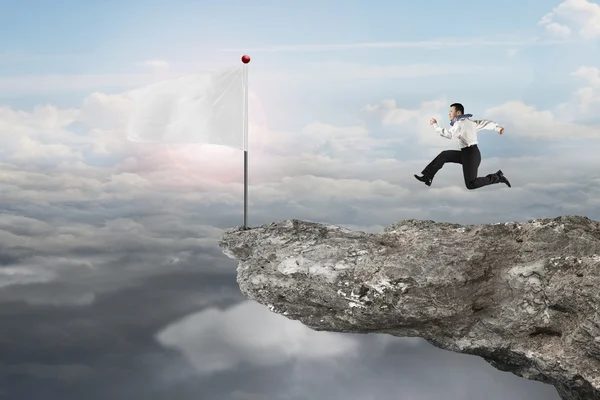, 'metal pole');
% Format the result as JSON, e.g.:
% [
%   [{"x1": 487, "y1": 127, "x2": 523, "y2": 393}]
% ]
[
  {"x1": 242, "y1": 59, "x2": 249, "y2": 229},
  {"x1": 244, "y1": 149, "x2": 248, "y2": 229}
]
